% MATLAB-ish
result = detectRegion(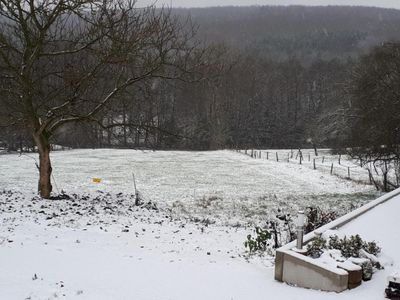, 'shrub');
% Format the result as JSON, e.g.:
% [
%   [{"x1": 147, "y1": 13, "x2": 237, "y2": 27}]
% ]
[
  {"x1": 244, "y1": 227, "x2": 272, "y2": 253},
  {"x1": 328, "y1": 235, "x2": 341, "y2": 250},
  {"x1": 363, "y1": 241, "x2": 381, "y2": 257},
  {"x1": 307, "y1": 234, "x2": 381, "y2": 259},
  {"x1": 305, "y1": 207, "x2": 337, "y2": 233},
  {"x1": 244, "y1": 206, "x2": 346, "y2": 254},
  {"x1": 307, "y1": 237, "x2": 327, "y2": 258}
]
